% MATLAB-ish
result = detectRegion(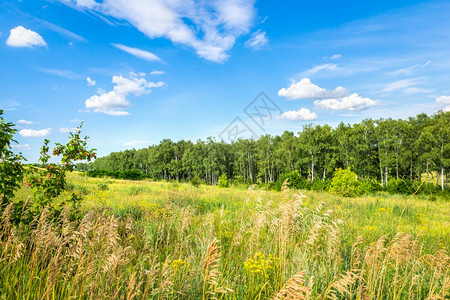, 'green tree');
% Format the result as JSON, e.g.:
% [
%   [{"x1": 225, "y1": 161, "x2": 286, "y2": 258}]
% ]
[
  {"x1": 330, "y1": 167, "x2": 361, "y2": 197},
  {"x1": 0, "y1": 110, "x2": 26, "y2": 207}
]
